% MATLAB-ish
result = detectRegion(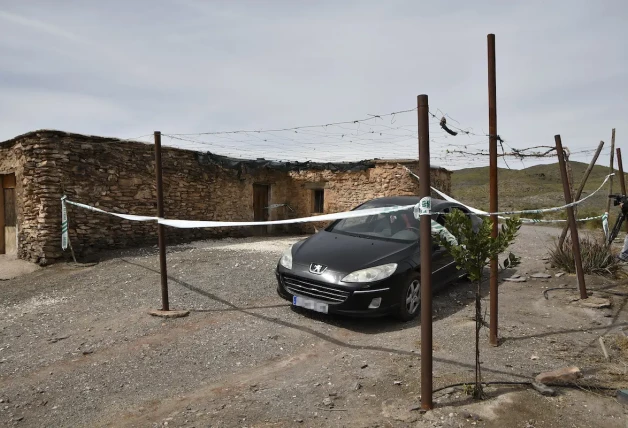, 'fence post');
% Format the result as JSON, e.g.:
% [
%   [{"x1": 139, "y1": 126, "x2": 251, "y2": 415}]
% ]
[
  {"x1": 487, "y1": 33, "x2": 499, "y2": 346},
  {"x1": 618, "y1": 148, "x2": 627, "y2": 195},
  {"x1": 616, "y1": 147, "x2": 627, "y2": 232},
  {"x1": 555, "y1": 135, "x2": 587, "y2": 300},
  {"x1": 558, "y1": 140, "x2": 605, "y2": 247},
  {"x1": 566, "y1": 151, "x2": 576, "y2": 220},
  {"x1": 605, "y1": 129, "x2": 616, "y2": 213},
  {"x1": 154, "y1": 131, "x2": 170, "y2": 311},
  {"x1": 418, "y1": 94, "x2": 433, "y2": 411}
]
